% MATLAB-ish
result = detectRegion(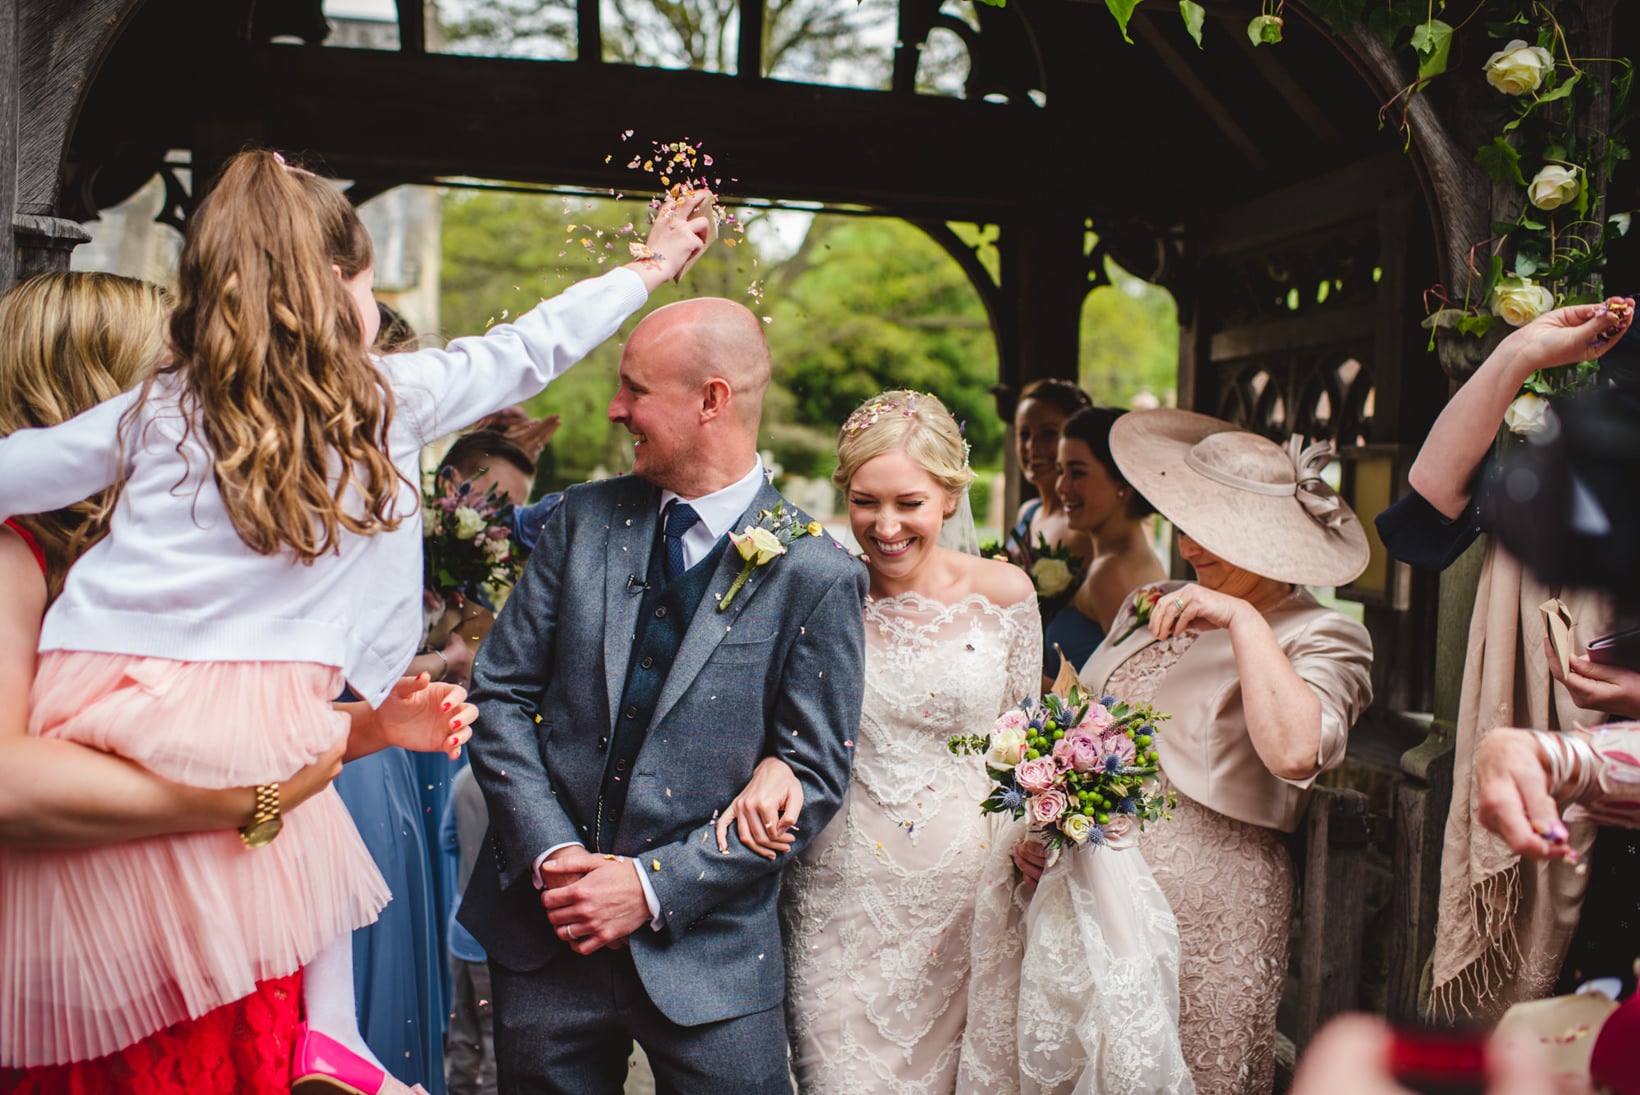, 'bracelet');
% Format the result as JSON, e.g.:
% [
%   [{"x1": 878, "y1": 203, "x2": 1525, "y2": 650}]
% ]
[
  {"x1": 427, "y1": 647, "x2": 449, "y2": 683},
  {"x1": 1529, "y1": 729, "x2": 1602, "y2": 804}
]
